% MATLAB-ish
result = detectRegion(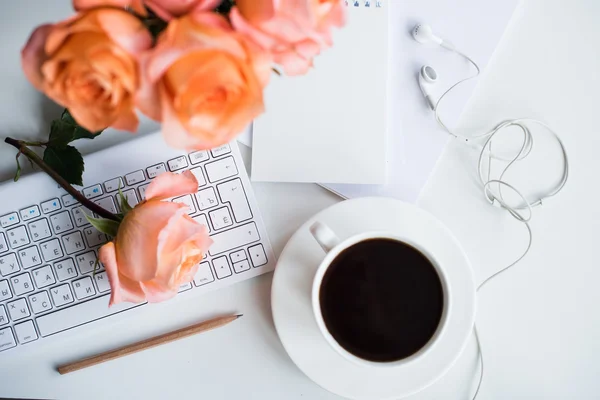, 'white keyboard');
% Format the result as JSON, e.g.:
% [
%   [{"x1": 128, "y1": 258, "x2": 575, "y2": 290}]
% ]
[{"x1": 0, "y1": 133, "x2": 275, "y2": 353}]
